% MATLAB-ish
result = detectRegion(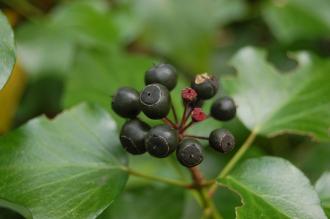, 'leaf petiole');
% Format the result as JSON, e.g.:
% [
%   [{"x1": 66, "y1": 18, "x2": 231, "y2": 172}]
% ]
[{"x1": 121, "y1": 166, "x2": 190, "y2": 189}]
